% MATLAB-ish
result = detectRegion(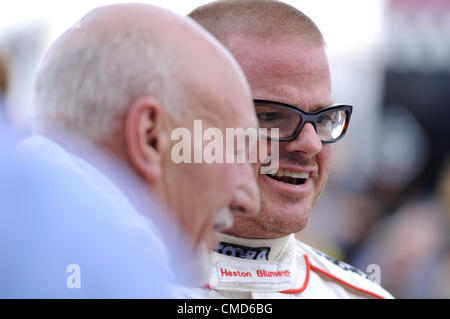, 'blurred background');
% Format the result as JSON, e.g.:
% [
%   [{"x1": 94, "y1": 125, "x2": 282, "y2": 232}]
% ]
[{"x1": 1, "y1": 0, "x2": 449, "y2": 298}]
